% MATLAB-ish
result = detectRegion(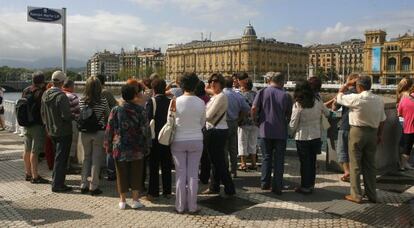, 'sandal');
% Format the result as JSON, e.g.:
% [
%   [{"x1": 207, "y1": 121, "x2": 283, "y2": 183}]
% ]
[
  {"x1": 238, "y1": 164, "x2": 248, "y2": 172},
  {"x1": 340, "y1": 175, "x2": 350, "y2": 182}
]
